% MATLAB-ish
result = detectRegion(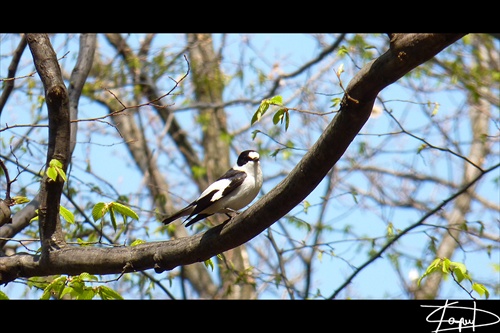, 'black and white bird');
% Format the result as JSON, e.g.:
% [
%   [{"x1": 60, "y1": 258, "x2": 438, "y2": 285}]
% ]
[{"x1": 162, "y1": 150, "x2": 263, "y2": 228}]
